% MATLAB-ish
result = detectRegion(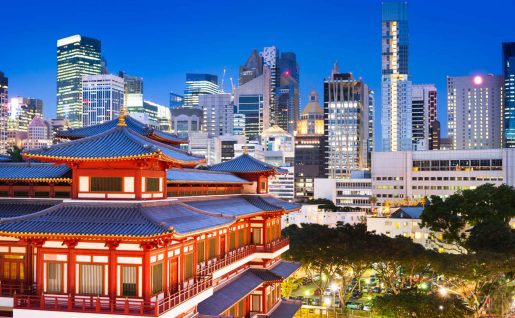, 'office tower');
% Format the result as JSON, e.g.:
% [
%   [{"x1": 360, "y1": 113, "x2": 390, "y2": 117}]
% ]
[
  {"x1": 9, "y1": 97, "x2": 44, "y2": 132},
  {"x1": 262, "y1": 46, "x2": 278, "y2": 127},
  {"x1": 119, "y1": 71, "x2": 144, "y2": 114},
  {"x1": 447, "y1": 75, "x2": 503, "y2": 150},
  {"x1": 324, "y1": 65, "x2": 372, "y2": 178},
  {"x1": 234, "y1": 68, "x2": 271, "y2": 140},
  {"x1": 140, "y1": 100, "x2": 172, "y2": 131},
  {"x1": 411, "y1": 84, "x2": 437, "y2": 150},
  {"x1": 0, "y1": 72, "x2": 8, "y2": 153},
  {"x1": 170, "y1": 92, "x2": 184, "y2": 108},
  {"x1": 57, "y1": 35, "x2": 101, "y2": 127},
  {"x1": 24, "y1": 116, "x2": 52, "y2": 149},
  {"x1": 199, "y1": 93, "x2": 234, "y2": 137},
  {"x1": 184, "y1": 74, "x2": 219, "y2": 108},
  {"x1": 368, "y1": 92, "x2": 375, "y2": 154},
  {"x1": 503, "y1": 42, "x2": 515, "y2": 148},
  {"x1": 233, "y1": 113, "x2": 245, "y2": 136},
  {"x1": 171, "y1": 107, "x2": 203, "y2": 138},
  {"x1": 239, "y1": 49, "x2": 263, "y2": 86},
  {"x1": 381, "y1": 1, "x2": 410, "y2": 151},
  {"x1": 294, "y1": 90, "x2": 325, "y2": 200},
  {"x1": 276, "y1": 52, "x2": 300, "y2": 134},
  {"x1": 82, "y1": 75, "x2": 125, "y2": 127}
]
